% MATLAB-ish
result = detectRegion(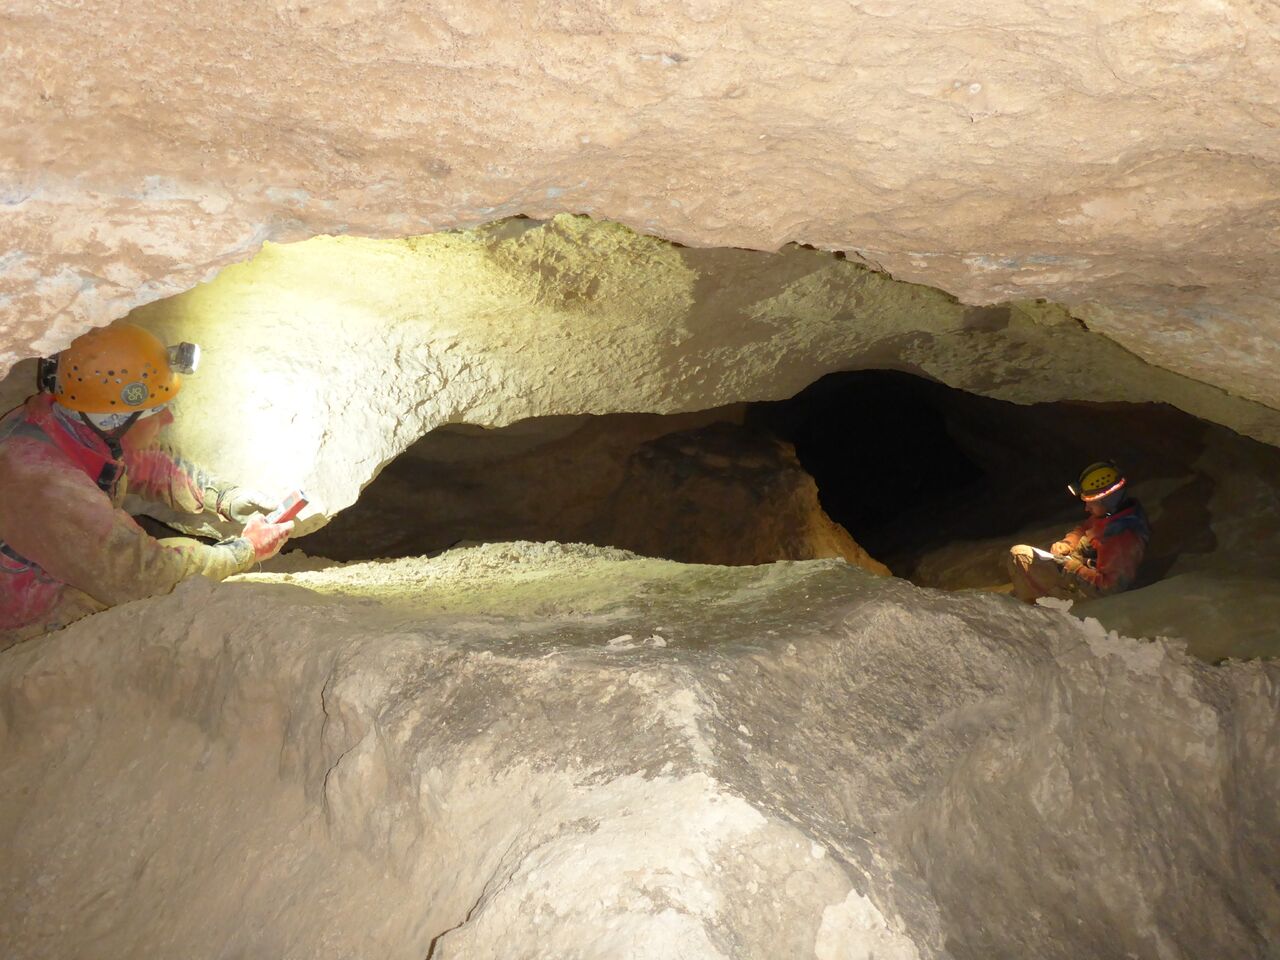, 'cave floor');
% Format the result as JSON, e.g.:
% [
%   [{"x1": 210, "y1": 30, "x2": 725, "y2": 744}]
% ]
[{"x1": 2, "y1": 543, "x2": 1275, "y2": 959}]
